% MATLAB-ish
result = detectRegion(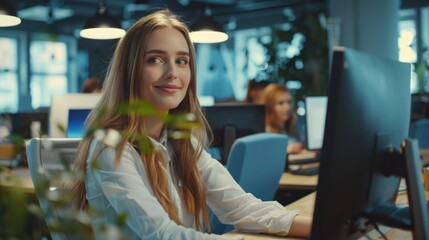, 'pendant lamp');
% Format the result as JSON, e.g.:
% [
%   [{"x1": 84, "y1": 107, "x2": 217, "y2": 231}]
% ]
[
  {"x1": 0, "y1": 0, "x2": 21, "y2": 27},
  {"x1": 80, "y1": 1, "x2": 125, "y2": 40},
  {"x1": 190, "y1": 8, "x2": 228, "y2": 44}
]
